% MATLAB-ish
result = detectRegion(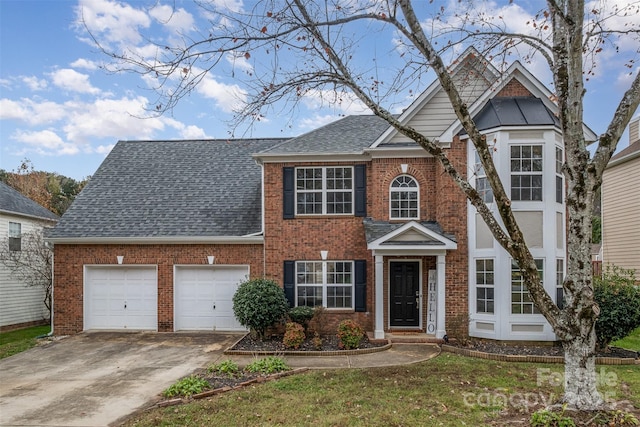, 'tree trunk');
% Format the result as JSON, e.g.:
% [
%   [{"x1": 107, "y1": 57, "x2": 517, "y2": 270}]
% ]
[{"x1": 562, "y1": 326, "x2": 603, "y2": 409}]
